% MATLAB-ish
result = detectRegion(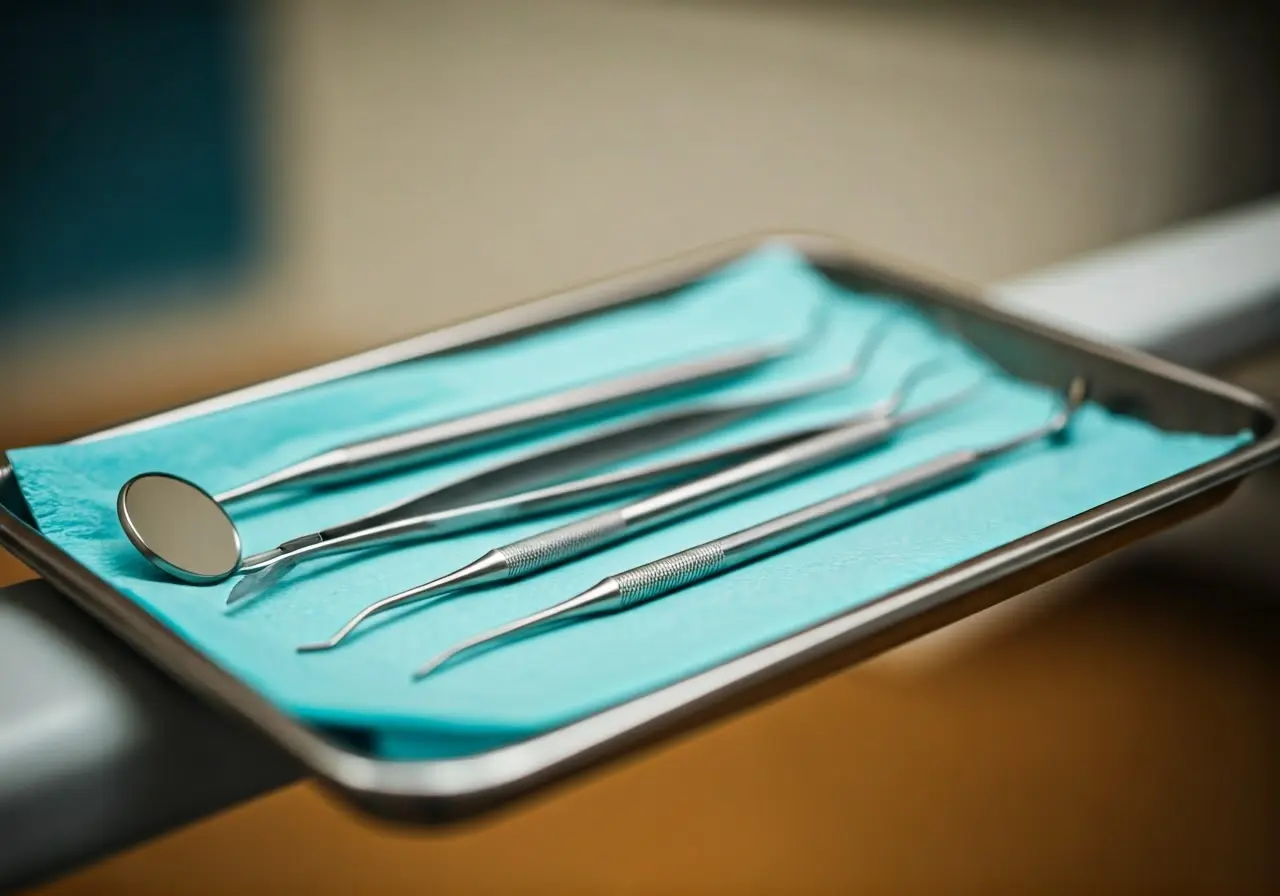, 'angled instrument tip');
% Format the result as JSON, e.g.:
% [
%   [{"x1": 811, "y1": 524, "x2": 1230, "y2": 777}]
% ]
[
  {"x1": 411, "y1": 582, "x2": 616, "y2": 680},
  {"x1": 973, "y1": 375, "x2": 1090, "y2": 462},
  {"x1": 410, "y1": 622, "x2": 513, "y2": 679},
  {"x1": 1066, "y1": 375, "x2": 1089, "y2": 407},
  {"x1": 296, "y1": 636, "x2": 341, "y2": 654},
  {"x1": 412, "y1": 649, "x2": 460, "y2": 680},
  {"x1": 1049, "y1": 376, "x2": 1089, "y2": 436},
  {"x1": 296, "y1": 607, "x2": 376, "y2": 653},
  {"x1": 295, "y1": 552, "x2": 512, "y2": 654},
  {"x1": 866, "y1": 354, "x2": 960, "y2": 419},
  {"x1": 226, "y1": 558, "x2": 298, "y2": 607},
  {"x1": 412, "y1": 622, "x2": 518, "y2": 679},
  {"x1": 846, "y1": 310, "x2": 903, "y2": 375}
]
